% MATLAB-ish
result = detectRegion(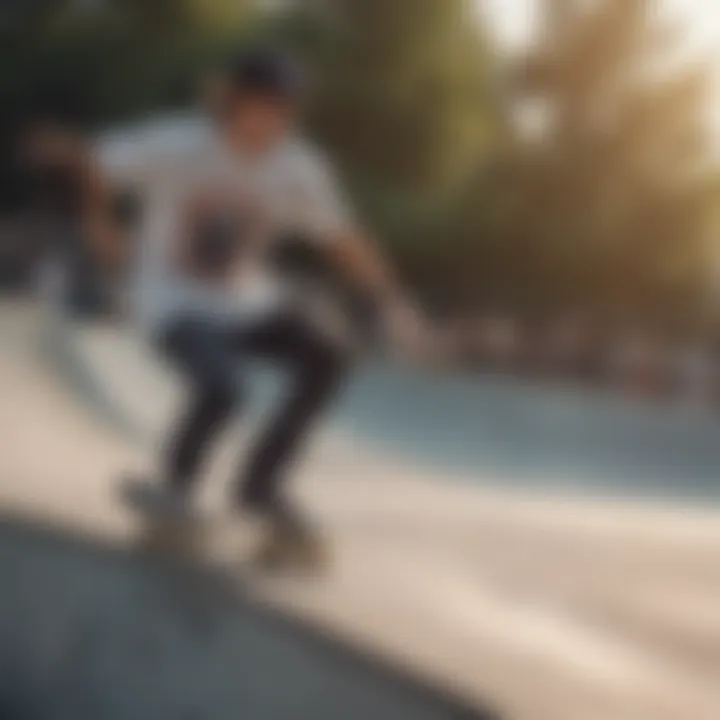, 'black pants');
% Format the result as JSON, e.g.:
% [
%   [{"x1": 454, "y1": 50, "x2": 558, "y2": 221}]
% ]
[{"x1": 158, "y1": 312, "x2": 350, "y2": 514}]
